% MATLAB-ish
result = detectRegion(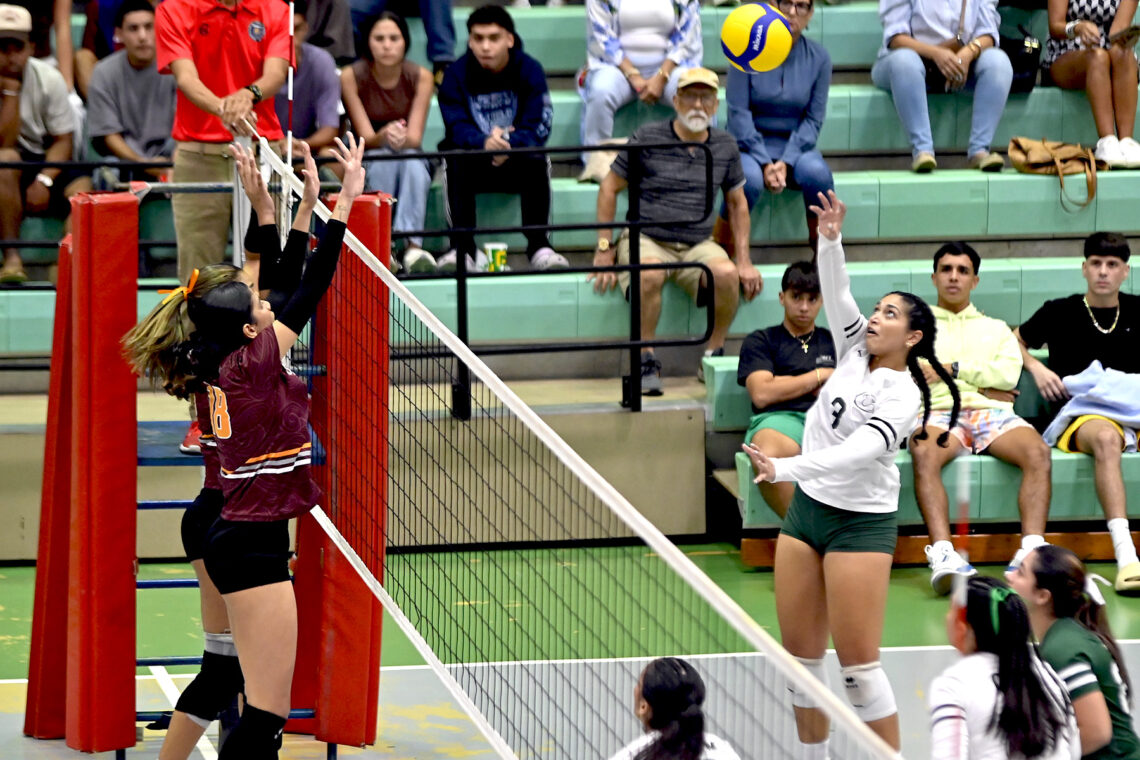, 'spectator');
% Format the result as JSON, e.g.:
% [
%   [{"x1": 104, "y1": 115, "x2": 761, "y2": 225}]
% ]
[
  {"x1": 871, "y1": 0, "x2": 1013, "y2": 172},
  {"x1": 911, "y1": 242, "x2": 1052, "y2": 595},
  {"x1": 304, "y1": 0, "x2": 356, "y2": 66},
  {"x1": 579, "y1": 0, "x2": 702, "y2": 162},
  {"x1": 715, "y1": 0, "x2": 832, "y2": 252},
  {"x1": 350, "y1": 0, "x2": 456, "y2": 82},
  {"x1": 0, "y1": 4, "x2": 91, "y2": 284},
  {"x1": 437, "y1": 5, "x2": 566, "y2": 272},
  {"x1": 590, "y1": 67, "x2": 762, "y2": 394},
  {"x1": 737, "y1": 262, "x2": 836, "y2": 518},
  {"x1": 342, "y1": 11, "x2": 434, "y2": 272},
  {"x1": 1015, "y1": 233, "x2": 1140, "y2": 592},
  {"x1": 1045, "y1": 0, "x2": 1140, "y2": 167},
  {"x1": 274, "y1": 0, "x2": 341, "y2": 155},
  {"x1": 87, "y1": 0, "x2": 175, "y2": 181},
  {"x1": 76, "y1": 0, "x2": 161, "y2": 100}
]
